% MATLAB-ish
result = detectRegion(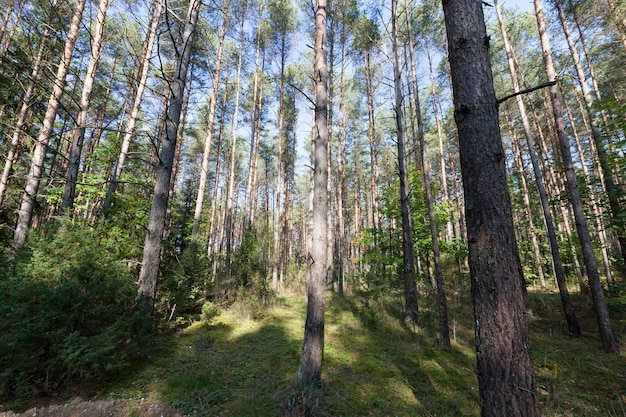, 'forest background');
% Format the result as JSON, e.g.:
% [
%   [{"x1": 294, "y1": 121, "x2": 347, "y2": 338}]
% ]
[{"x1": 0, "y1": 0, "x2": 625, "y2": 414}]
